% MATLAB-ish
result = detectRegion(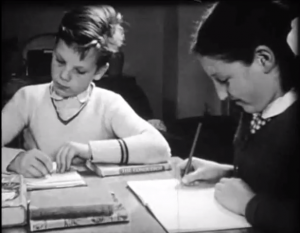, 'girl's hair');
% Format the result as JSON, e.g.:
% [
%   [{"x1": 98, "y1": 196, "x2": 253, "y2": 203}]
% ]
[
  {"x1": 56, "y1": 5, "x2": 124, "y2": 69},
  {"x1": 191, "y1": 1, "x2": 299, "y2": 93}
]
